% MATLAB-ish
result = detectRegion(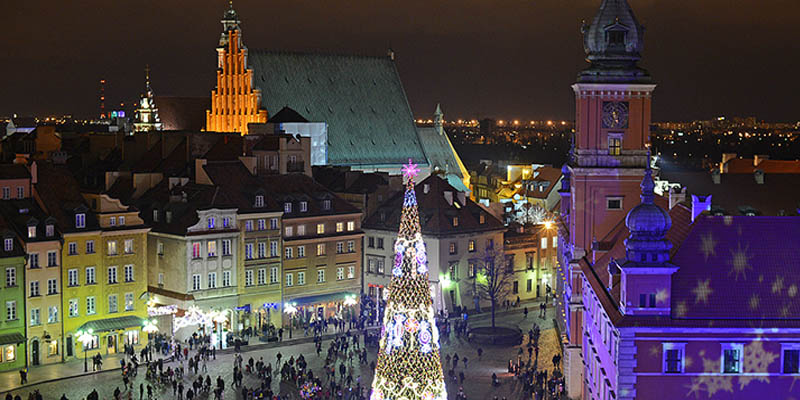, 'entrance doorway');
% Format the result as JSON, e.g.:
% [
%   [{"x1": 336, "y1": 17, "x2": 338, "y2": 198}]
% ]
[
  {"x1": 31, "y1": 339, "x2": 40, "y2": 365},
  {"x1": 66, "y1": 336, "x2": 73, "y2": 357},
  {"x1": 107, "y1": 334, "x2": 117, "y2": 354}
]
